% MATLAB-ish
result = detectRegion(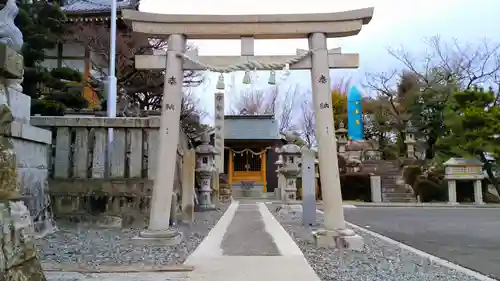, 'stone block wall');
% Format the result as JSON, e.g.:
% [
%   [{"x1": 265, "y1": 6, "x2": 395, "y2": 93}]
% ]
[
  {"x1": 0, "y1": 201, "x2": 46, "y2": 280},
  {"x1": 1, "y1": 82, "x2": 54, "y2": 237}
]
